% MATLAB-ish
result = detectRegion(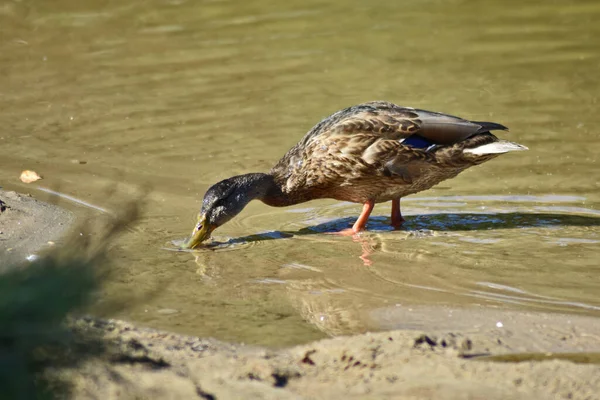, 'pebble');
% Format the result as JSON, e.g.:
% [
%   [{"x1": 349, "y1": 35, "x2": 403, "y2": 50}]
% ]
[{"x1": 19, "y1": 170, "x2": 42, "y2": 183}]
